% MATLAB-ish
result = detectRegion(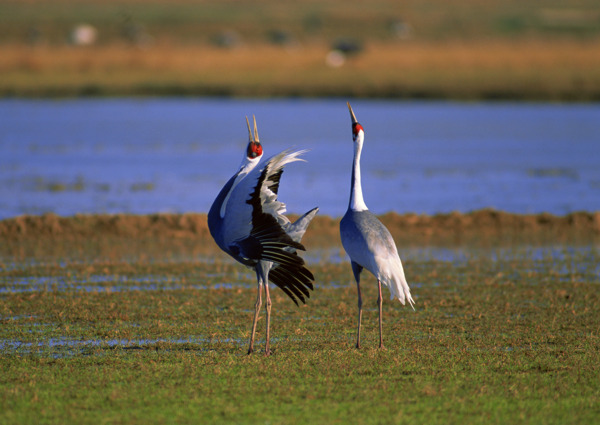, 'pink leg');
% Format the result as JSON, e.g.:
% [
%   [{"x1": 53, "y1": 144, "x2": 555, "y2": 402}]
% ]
[
  {"x1": 264, "y1": 283, "x2": 272, "y2": 356},
  {"x1": 356, "y1": 280, "x2": 363, "y2": 349},
  {"x1": 351, "y1": 262, "x2": 363, "y2": 349},
  {"x1": 248, "y1": 283, "x2": 262, "y2": 355},
  {"x1": 377, "y1": 280, "x2": 384, "y2": 349}
]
